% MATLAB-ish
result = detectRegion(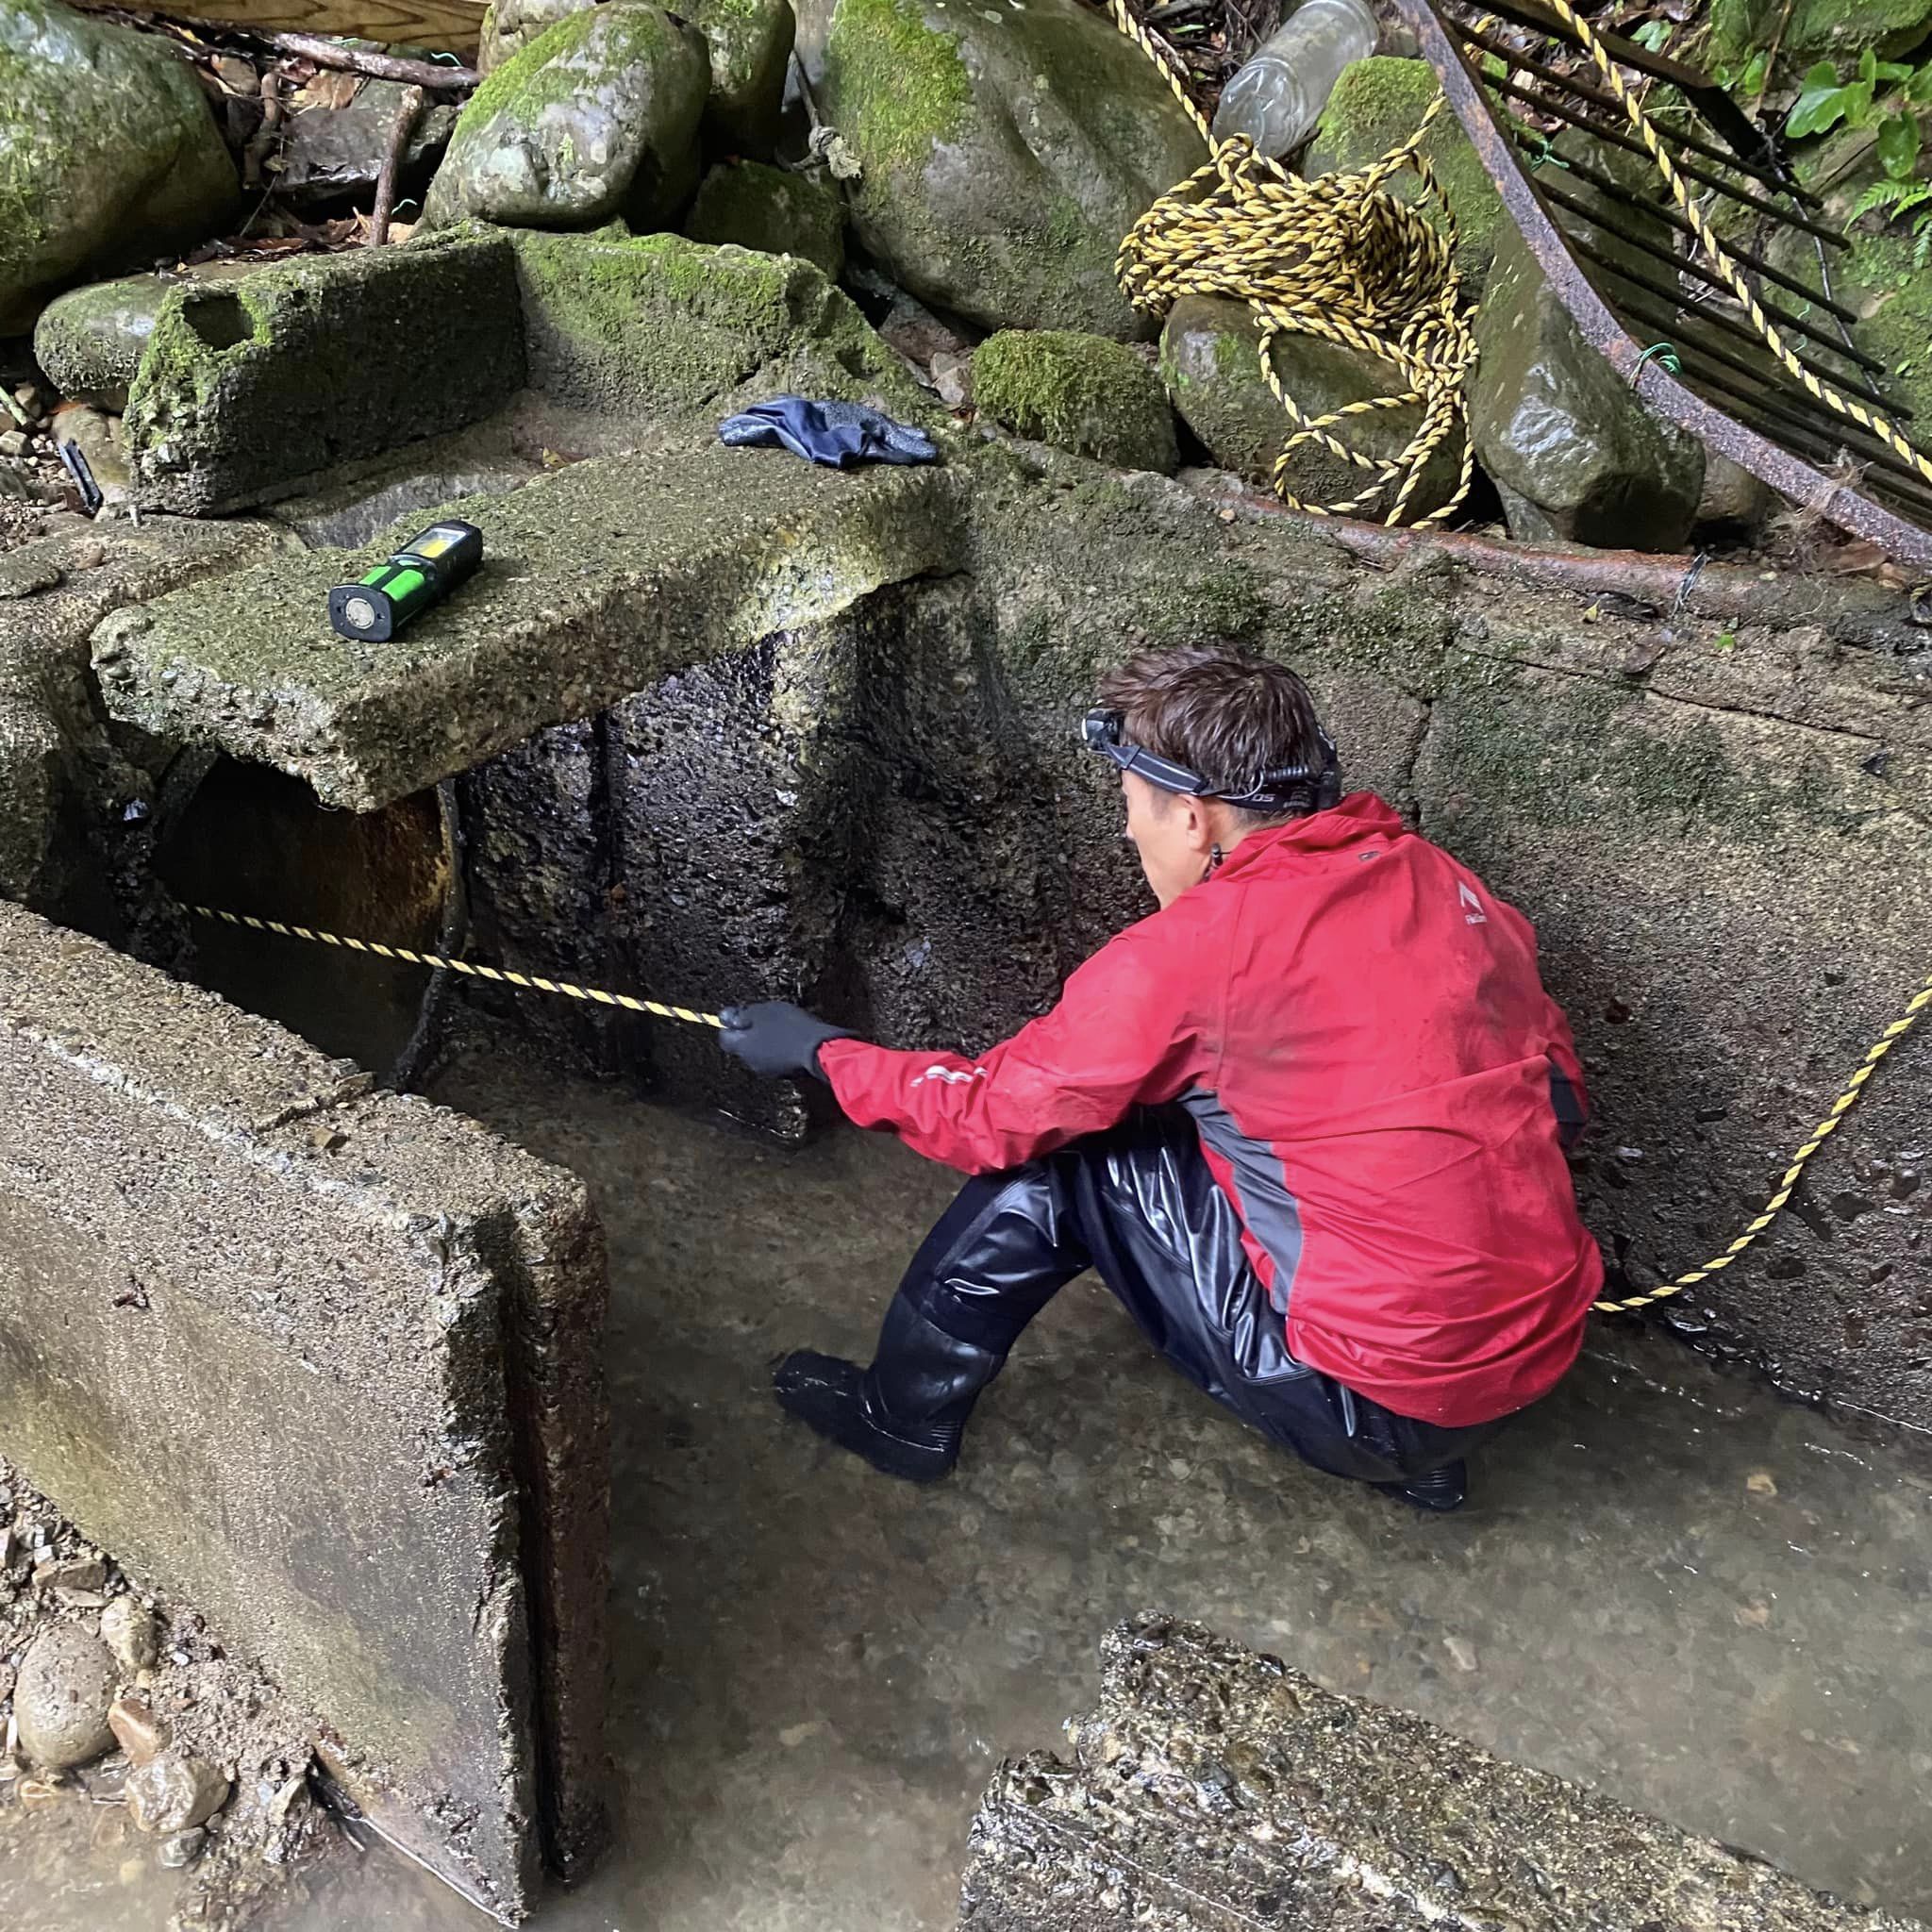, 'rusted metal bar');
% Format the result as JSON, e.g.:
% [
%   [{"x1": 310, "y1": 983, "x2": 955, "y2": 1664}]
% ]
[
  {"x1": 1533, "y1": 176, "x2": 1887, "y2": 373},
  {"x1": 1442, "y1": 0, "x2": 1804, "y2": 183},
  {"x1": 1445, "y1": 15, "x2": 1802, "y2": 201},
  {"x1": 1396, "y1": 0, "x2": 1932, "y2": 567},
  {"x1": 1507, "y1": 132, "x2": 1859, "y2": 323},
  {"x1": 1573, "y1": 239, "x2": 1905, "y2": 411},
  {"x1": 1487, "y1": 74, "x2": 1848, "y2": 245}
]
